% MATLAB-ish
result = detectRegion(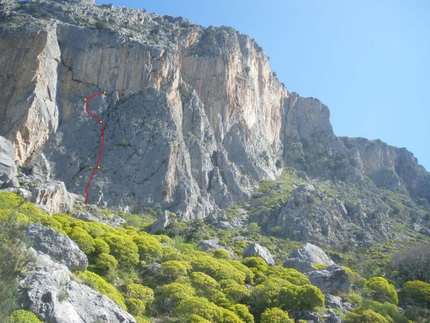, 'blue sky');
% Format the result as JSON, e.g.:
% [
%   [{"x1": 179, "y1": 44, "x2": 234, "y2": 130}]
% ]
[{"x1": 97, "y1": 0, "x2": 430, "y2": 171}]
